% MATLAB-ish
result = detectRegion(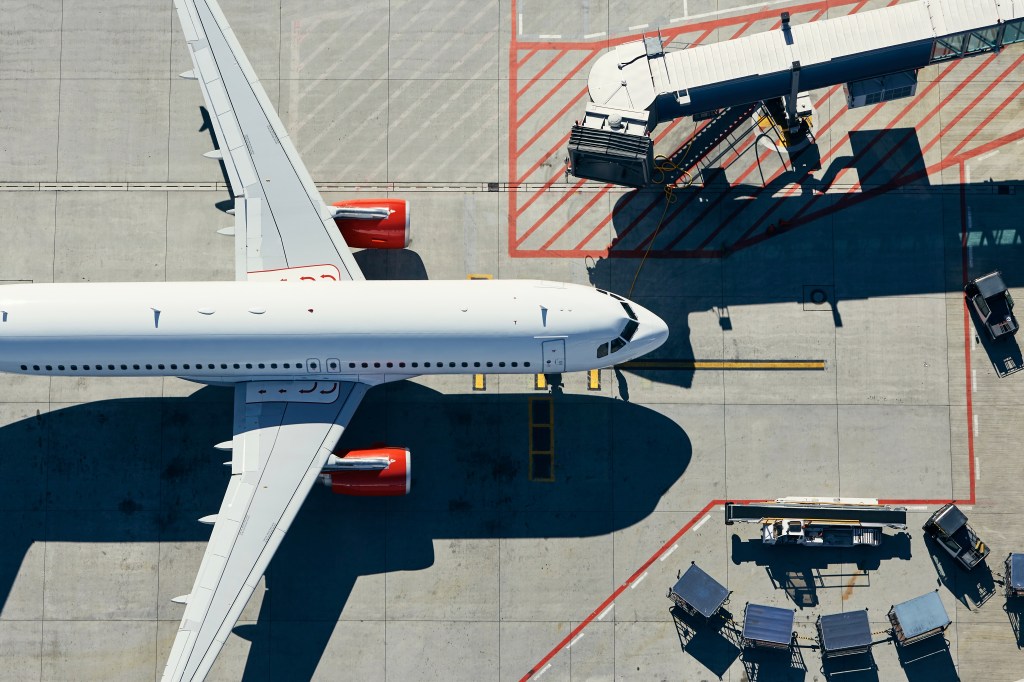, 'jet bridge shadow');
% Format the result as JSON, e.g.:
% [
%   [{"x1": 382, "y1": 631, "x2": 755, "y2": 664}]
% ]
[
  {"x1": 0, "y1": 381, "x2": 690, "y2": 681},
  {"x1": 589, "y1": 128, "x2": 1024, "y2": 391},
  {"x1": 730, "y1": 533, "x2": 913, "y2": 609}
]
